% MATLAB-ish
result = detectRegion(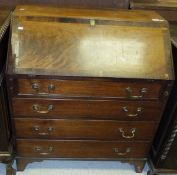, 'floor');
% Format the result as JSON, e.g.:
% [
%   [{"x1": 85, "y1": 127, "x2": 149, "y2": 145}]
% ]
[{"x1": 0, "y1": 160, "x2": 150, "y2": 175}]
